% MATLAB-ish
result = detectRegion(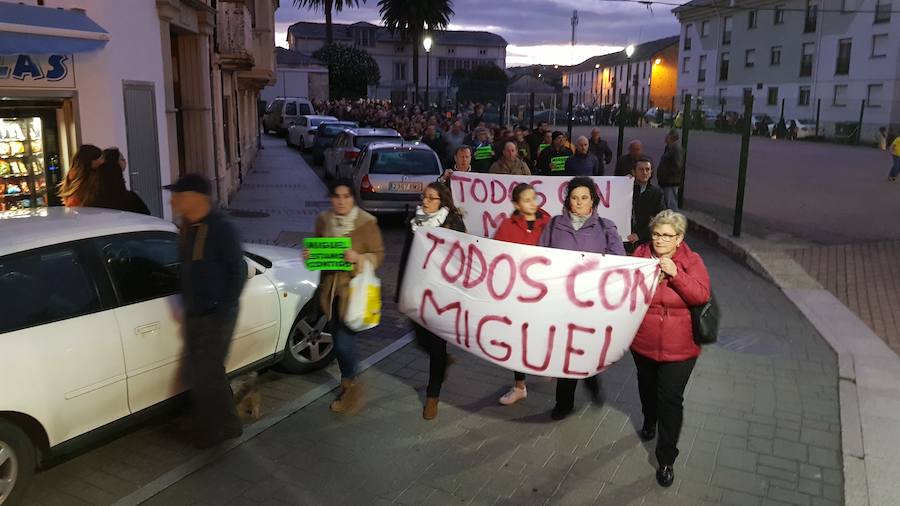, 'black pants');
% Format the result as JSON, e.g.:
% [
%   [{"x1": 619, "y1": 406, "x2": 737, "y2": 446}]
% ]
[
  {"x1": 184, "y1": 309, "x2": 242, "y2": 438},
  {"x1": 513, "y1": 371, "x2": 525, "y2": 382},
  {"x1": 632, "y1": 351, "x2": 697, "y2": 466},
  {"x1": 414, "y1": 323, "x2": 447, "y2": 398},
  {"x1": 554, "y1": 376, "x2": 601, "y2": 411}
]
